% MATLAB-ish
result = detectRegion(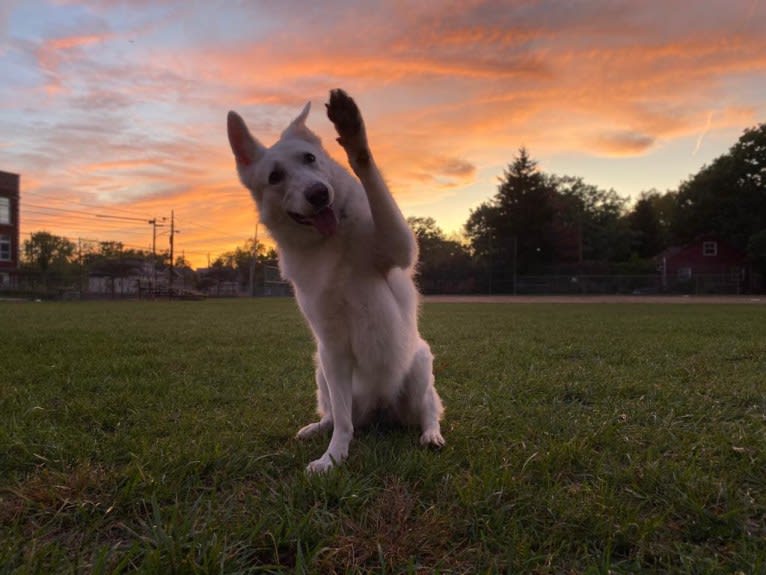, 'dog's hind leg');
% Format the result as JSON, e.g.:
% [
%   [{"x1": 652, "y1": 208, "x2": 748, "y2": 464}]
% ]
[
  {"x1": 296, "y1": 366, "x2": 333, "y2": 440},
  {"x1": 403, "y1": 340, "x2": 445, "y2": 447}
]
